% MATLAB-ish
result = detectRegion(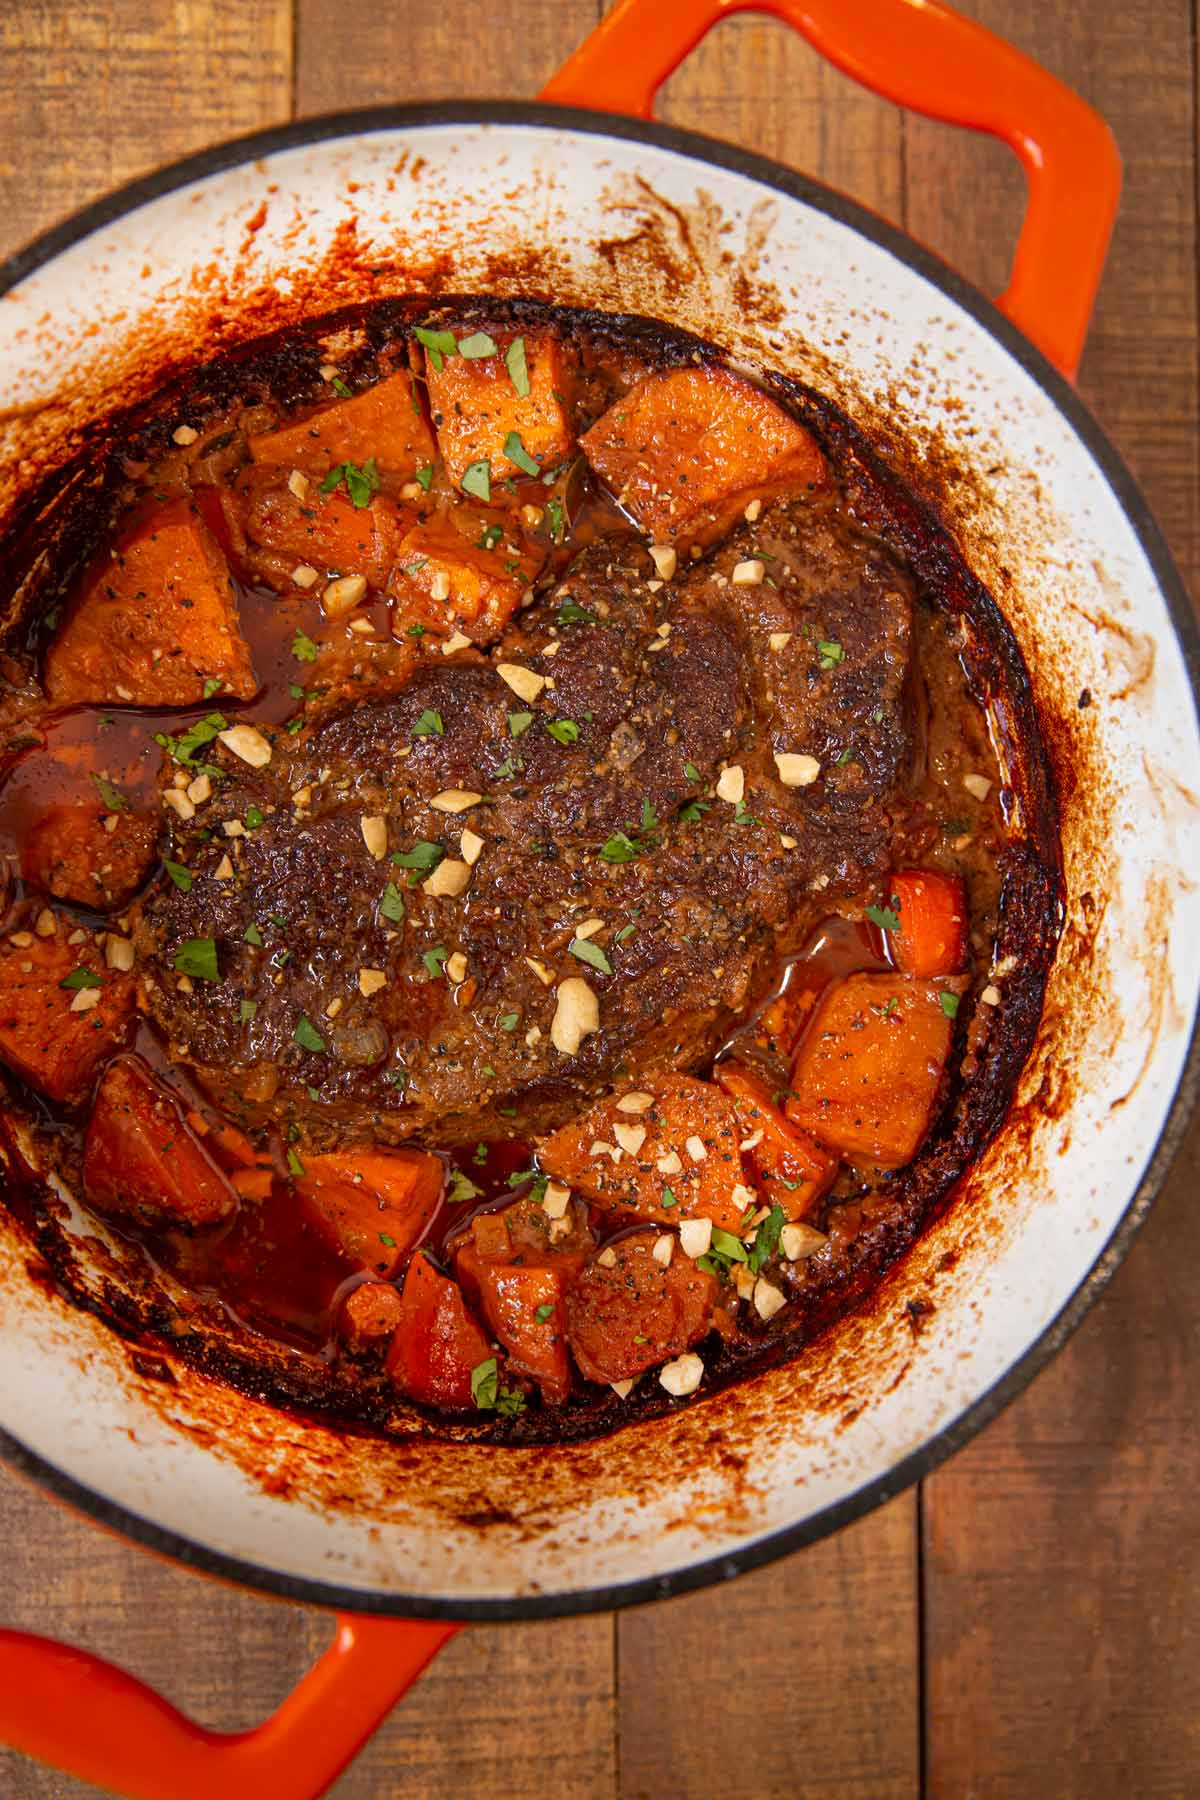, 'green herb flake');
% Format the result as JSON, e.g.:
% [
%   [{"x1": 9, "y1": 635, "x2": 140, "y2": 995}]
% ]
[
  {"x1": 660, "y1": 1184, "x2": 678, "y2": 1209},
  {"x1": 412, "y1": 708, "x2": 444, "y2": 738},
  {"x1": 471, "y1": 1356, "x2": 499, "y2": 1409},
  {"x1": 748, "y1": 1203, "x2": 786, "y2": 1275},
  {"x1": 544, "y1": 496, "x2": 565, "y2": 543},
  {"x1": 556, "y1": 599, "x2": 596, "y2": 626},
  {"x1": 91, "y1": 773, "x2": 128, "y2": 813},
  {"x1": 243, "y1": 922, "x2": 264, "y2": 946},
  {"x1": 238, "y1": 998, "x2": 258, "y2": 1023},
  {"x1": 473, "y1": 1142, "x2": 489, "y2": 1164},
  {"x1": 496, "y1": 1386, "x2": 526, "y2": 1418},
  {"x1": 422, "y1": 945, "x2": 449, "y2": 979},
  {"x1": 59, "y1": 967, "x2": 102, "y2": 991},
  {"x1": 378, "y1": 1230, "x2": 397, "y2": 1248},
  {"x1": 615, "y1": 922, "x2": 636, "y2": 943},
  {"x1": 817, "y1": 639, "x2": 845, "y2": 668},
  {"x1": 407, "y1": 622, "x2": 426, "y2": 638},
  {"x1": 709, "y1": 1226, "x2": 750, "y2": 1265},
  {"x1": 286, "y1": 1147, "x2": 305, "y2": 1178},
  {"x1": 414, "y1": 325, "x2": 458, "y2": 371},
  {"x1": 415, "y1": 463, "x2": 435, "y2": 492},
  {"x1": 293, "y1": 1014, "x2": 326, "y2": 1053},
  {"x1": 477, "y1": 523, "x2": 503, "y2": 552},
  {"x1": 460, "y1": 459, "x2": 491, "y2": 503},
  {"x1": 492, "y1": 757, "x2": 516, "y2": 780},
  {"x1": 865, "y1": 904, "x2": 901, "y2": 933},
  {"x1": 202, "y1": 677, "x2": 223, "y2": 700},
  {"x1": 245, "y1": 804, "x2": 264, "y2": 830},
  {"x1": 599, "y1": 831, "x2": 641, "y2": 864},
  {"x1": 533, "y1": 1303, "x2": 555, "y2": 1324},
  {"x1": 458, "y1": 331, "x2": 499, "y2": 359},
  {"x1": 503, "y1": 431, "x2": 540, "y2": 477},
  {"x1": 499, "y1": 1011, "x2": 519, "y2": 1032},
  {"x1": 447, "y1": 1170, "x2": 484, "y2": 1205},
  {"x1": 679, "y1": 800, "x2": 709, "y2": 823},
  {"x1": 288, "y1": 682, "x2": 305, "y2": 700},
  {"x1": 545, "y1": 718, "x2": 580, "y2": 746},
  {"x1": 507, "y1": 711, "x2": 534, "y2": 738},
  {"x1": 330, "y1": 375, "x2": 352, "y2": 398},
  {"x1": 154, "y1": 711, "x2": 227, "y2": 768},
  {"x1": 836, "y1": 746, "x2": 856, "y2": 766},
  {"x1": 392, "y1": 841, "x2": 444, "y2": 882},
  {"x1": 380, "y1": 881, "x2": 406, "y2": 924},
  {"x1": 505, "y1": 336, "x2": 530, "y2": 397},
  {"x1": 940, "y1": 990, "x2": 961, "y2": 1020},
  {"x1": 569, "y1": 937, "x2": 612, "y2": 975},
  {"x1": 163, "y1": 859, "x2": 193, "y2": 893},
  {"x1": 291, "y1": 630, "x2": 319, "y2": 664},
  {"x1": 683, "y1": 762, "x2": 702, "y2": 782},
  {"x1": 173, "y1": 937, "x2": 218, "y2": 982}
]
